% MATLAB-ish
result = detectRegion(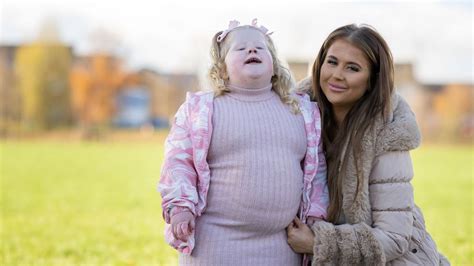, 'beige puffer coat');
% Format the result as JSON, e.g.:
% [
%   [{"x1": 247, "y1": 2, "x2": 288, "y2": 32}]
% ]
[{"x1": 296, "y1": 78, "x2": 450, "y2": 265}]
